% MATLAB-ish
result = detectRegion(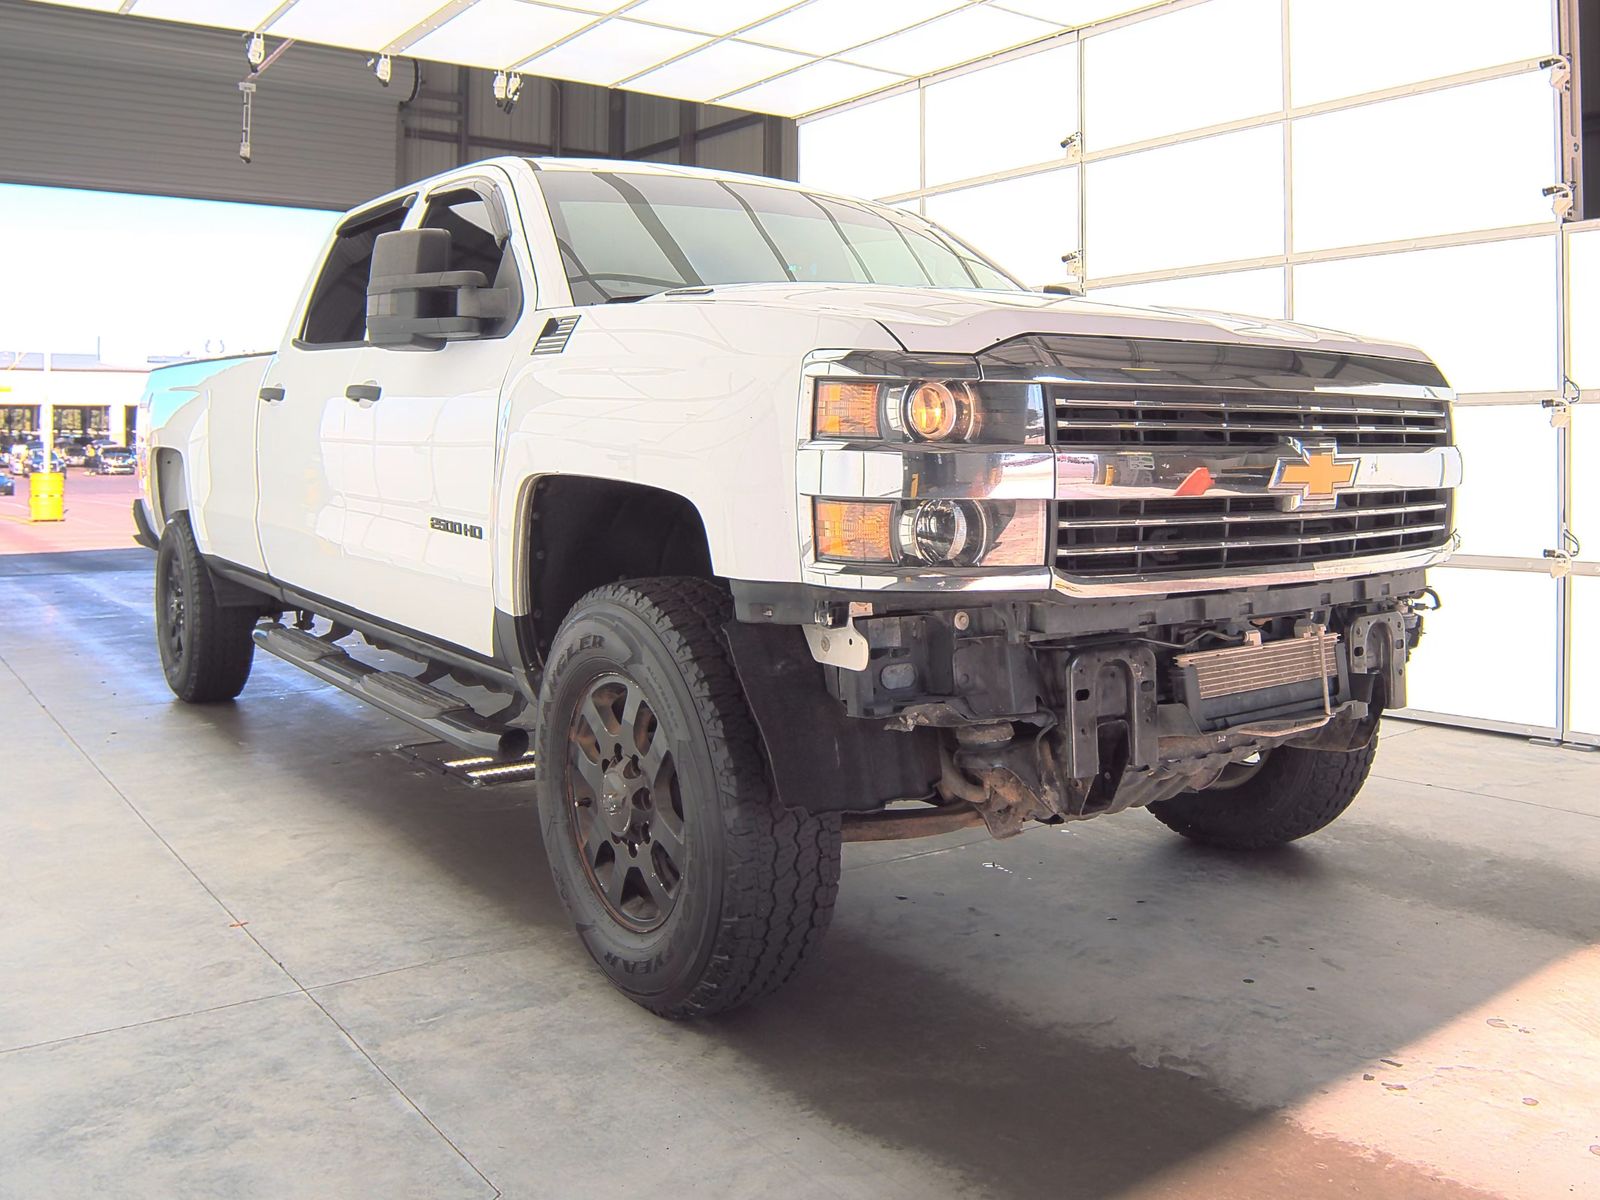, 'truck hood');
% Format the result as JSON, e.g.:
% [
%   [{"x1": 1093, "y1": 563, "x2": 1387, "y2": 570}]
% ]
[{"x1": 643, "y1": 282, "x2": 1430, "y2": 364}]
